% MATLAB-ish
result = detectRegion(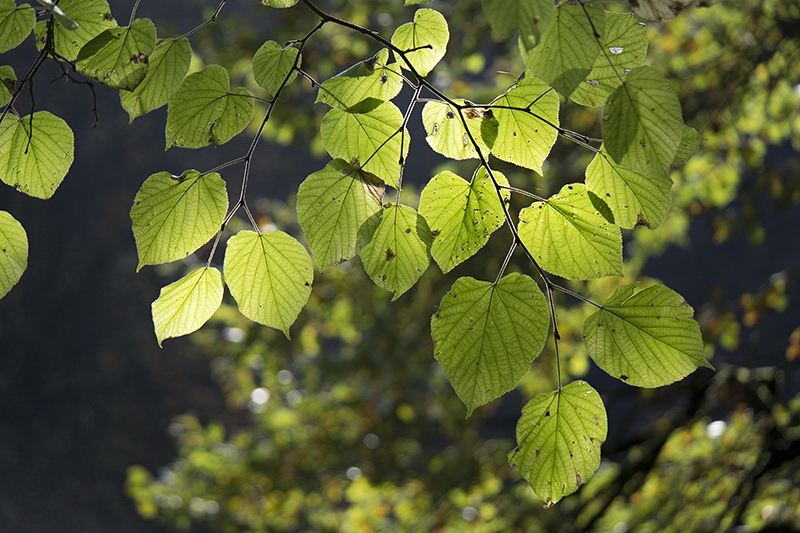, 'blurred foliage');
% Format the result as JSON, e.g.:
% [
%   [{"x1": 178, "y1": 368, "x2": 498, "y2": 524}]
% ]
[{"x1": 127, "y1": 0, "x2": 800, "y2": 531}]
